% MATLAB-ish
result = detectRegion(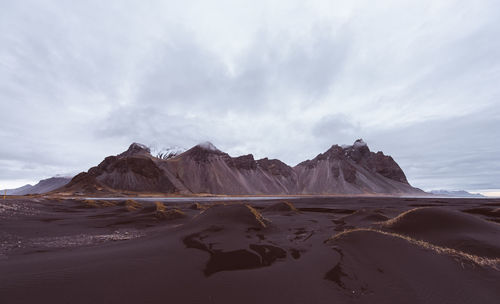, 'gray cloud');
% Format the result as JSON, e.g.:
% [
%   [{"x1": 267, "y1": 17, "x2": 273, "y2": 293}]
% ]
[
  {"x1": 312, "y1": 114, "x2": 360, "y2": 144},
  {"x1": 130, "y1": 26, "x2": 350, "y2": 115},
  {"x1": 363, "y1": 105, "x2": 500, "y2": 191},
  {"x1": 0, "y1": 0, "x2": 499, "y2": 193}
]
